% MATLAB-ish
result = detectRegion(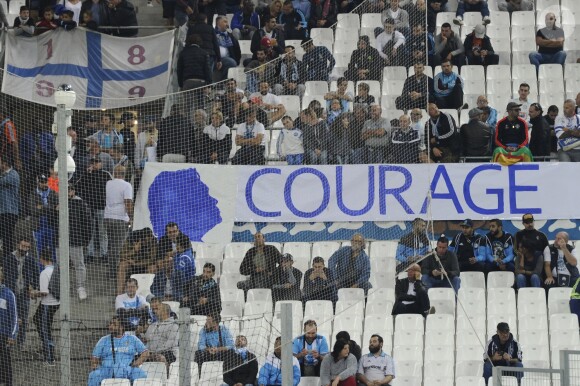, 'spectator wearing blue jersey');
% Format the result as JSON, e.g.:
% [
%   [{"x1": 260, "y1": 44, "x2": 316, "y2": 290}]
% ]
[
  {"x1": 292, "y1": 319, "x2": 330, "y2": 376},
  {"x1": 396, "y1": 218, "x2": 430, "y2": 265},
  {"x1": 450, "y1": 219, "x2": 487, "y2": 273},
  {"x1": 92, "y1": 114, "x2": 123, "y2": 153},
  {"x1": 171, "y1": 233, "x2": 196, "y2": 303},
  {"x1": 433, "y1": 60, "x2": 465, "y2": 110},
  {"x1": 483, "y1": 219, "x2": 515, "y2": 273},
  {"x1": 259, "y1": 336, "x2": 301, "y2": 386},
  {"x1": 88, "y1": 316, "x2": 149, "y2": 386},
  {"x1": 328, "y1": 233, "x2": 372, "y2": 294},
  {"x1": 0, "y1": 267, "x2": 18, "y2": 386},
  {"x1": 302, "y1": 38, "x2": 335, "y2": 82},
  {"x1": 194, "y1": 313, "x2": 235, "y2": 372}
]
